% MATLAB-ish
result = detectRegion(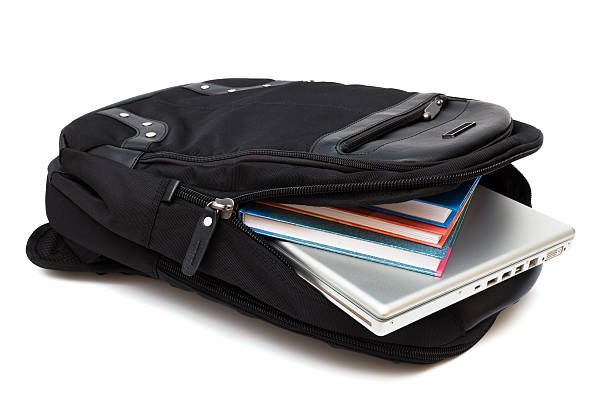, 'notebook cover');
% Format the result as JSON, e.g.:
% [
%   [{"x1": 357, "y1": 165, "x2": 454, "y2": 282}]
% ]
[
  {"x1": 240, "y1": 203, "x2": 467, "y2": 276},
  {"x1": 260, "y1": 202, "x2": 446, "y2": 247},
  {"x1": 369, "y1": 177, "x2": 480, "y2": 228}
]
